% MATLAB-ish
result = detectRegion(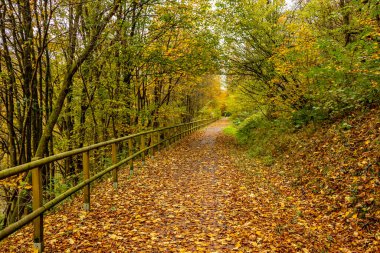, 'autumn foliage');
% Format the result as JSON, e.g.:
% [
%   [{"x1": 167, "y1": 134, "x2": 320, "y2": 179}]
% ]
[
  {"x1": 1, "y1": 115, "x2": 378, "y2": 251},
  {"x1": 1, "y1": 0, "x2": 379, "y2": 251}
]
